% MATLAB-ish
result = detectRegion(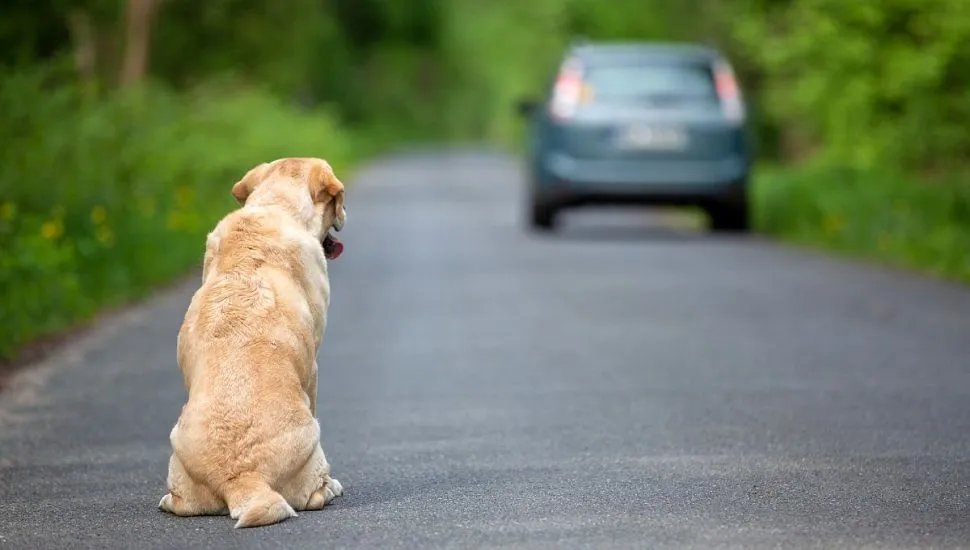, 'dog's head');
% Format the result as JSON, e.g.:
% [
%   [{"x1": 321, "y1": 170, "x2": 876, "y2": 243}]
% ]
[{"x1": 231, "y1": 157, "x2": 347, "y2": 260}]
